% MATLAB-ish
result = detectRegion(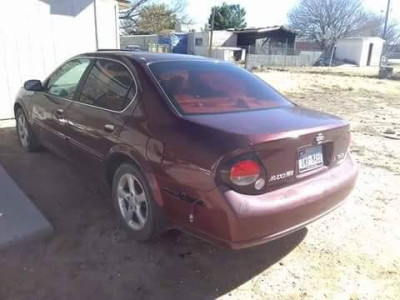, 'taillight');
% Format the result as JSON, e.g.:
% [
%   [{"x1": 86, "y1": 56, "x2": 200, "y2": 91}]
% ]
[
  {"x1": 230, "y1": 160, "x2": 260, "y2": 186},
  {"x1": 219, "y1": 154, "x2": 267, "y2": 194}
]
